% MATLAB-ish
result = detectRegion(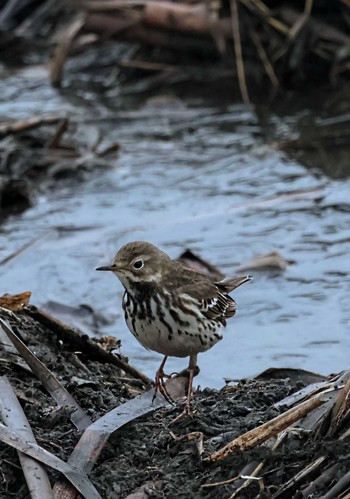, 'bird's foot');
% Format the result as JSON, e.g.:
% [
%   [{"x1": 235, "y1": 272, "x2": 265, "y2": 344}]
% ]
[
  {"x1": 169, "y1": 400, "x2": 195, "y2": 425},
  {"x1": 152, "y1": 368, "x2": 176, "y2": 404}
]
